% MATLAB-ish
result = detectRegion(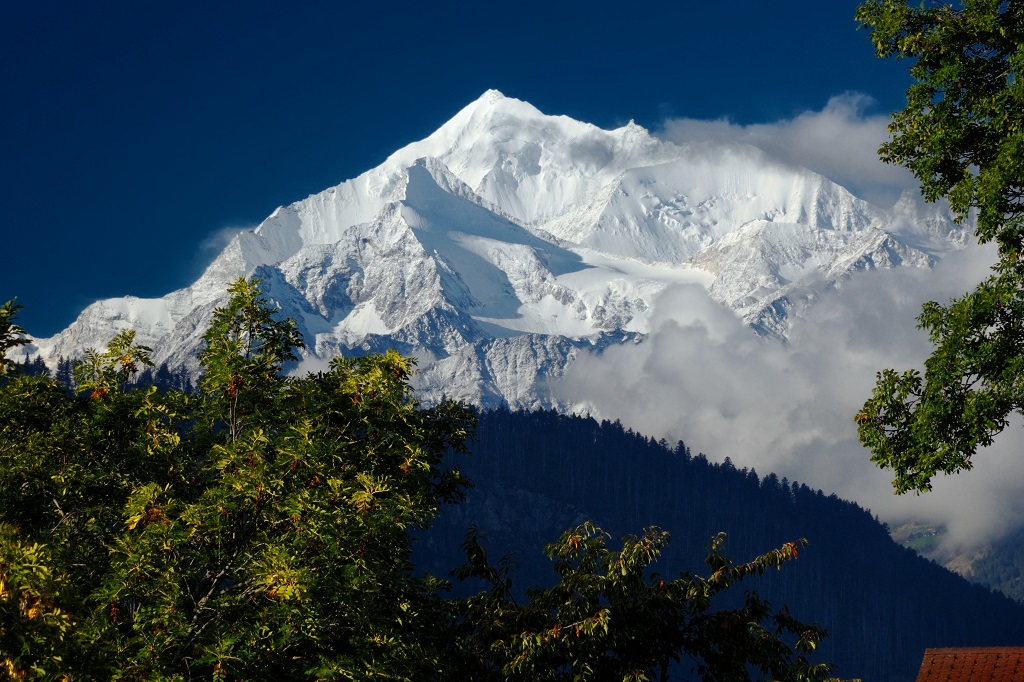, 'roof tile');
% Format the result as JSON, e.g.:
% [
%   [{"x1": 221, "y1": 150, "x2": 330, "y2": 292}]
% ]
[{"x1": 916, "y1": 648, "x2": 1024, "y2": 682}]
